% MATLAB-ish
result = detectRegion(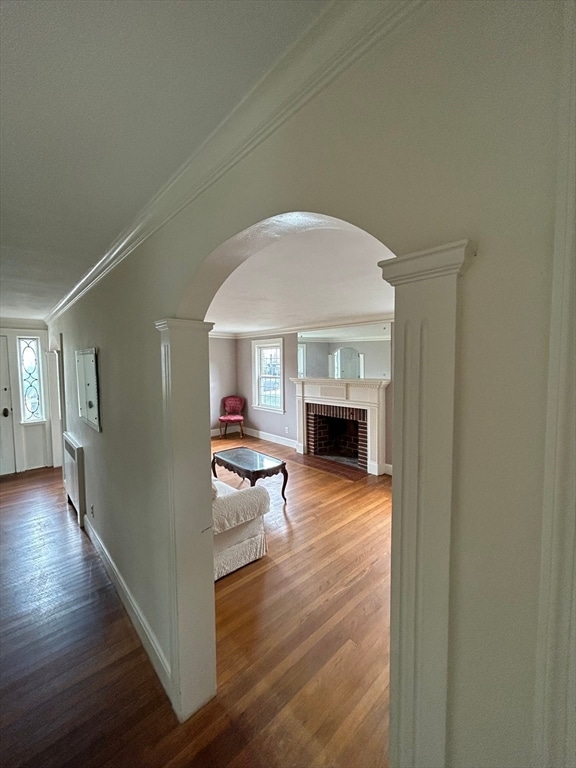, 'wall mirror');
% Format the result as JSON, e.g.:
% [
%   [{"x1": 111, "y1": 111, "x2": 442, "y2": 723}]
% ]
[
  {"x1": 330, "y1": 347, "x2": 365, "y2": 379},
  {"x1": 298, "y1": 322, "x2": 392, "y2": 379},
  {"x1": 75, "y1": 348, "x2": 101, "y2": 431}
]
